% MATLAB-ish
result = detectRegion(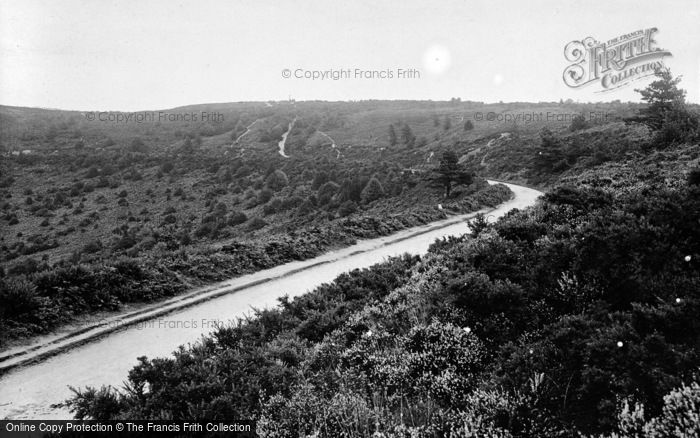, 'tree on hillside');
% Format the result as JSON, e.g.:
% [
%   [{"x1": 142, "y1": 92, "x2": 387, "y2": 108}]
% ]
[
  {"x1": 340, "y1": 177, "x2": 368, "y2": 203},
  {"x1": 317, "y1": 181, "x2": 340, "y2": 205},
  {"x1": 388, "y1": 124, "x2": 397, "y2": 146},
  {"x1": 401, "y1": 124, "x2": 415, "y2": 147},
  {"x1": 630, "y1": 68, "x2": 685, "y2": 131},
  {"x1": 430, "y1": 150, "x2": 473, "y2": 197},
  {"x1": 361, "y1": 177, "x2": 385, "y2": 204},
  {"x1": 464, "y1": 120, "x2": 474, "y2": 131},
  {"x1": 265, "y1": 169, "x2": 289, "y2": 191},
  {"x1": 443, "y1": 116, "x2": 452, "y2": 131},
  {"x1": 626, "y1": 68, "x2": 699, "y2": 146},
  {"x1": 534, "y1": 128, "x2": 568, "y2": 173}
]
